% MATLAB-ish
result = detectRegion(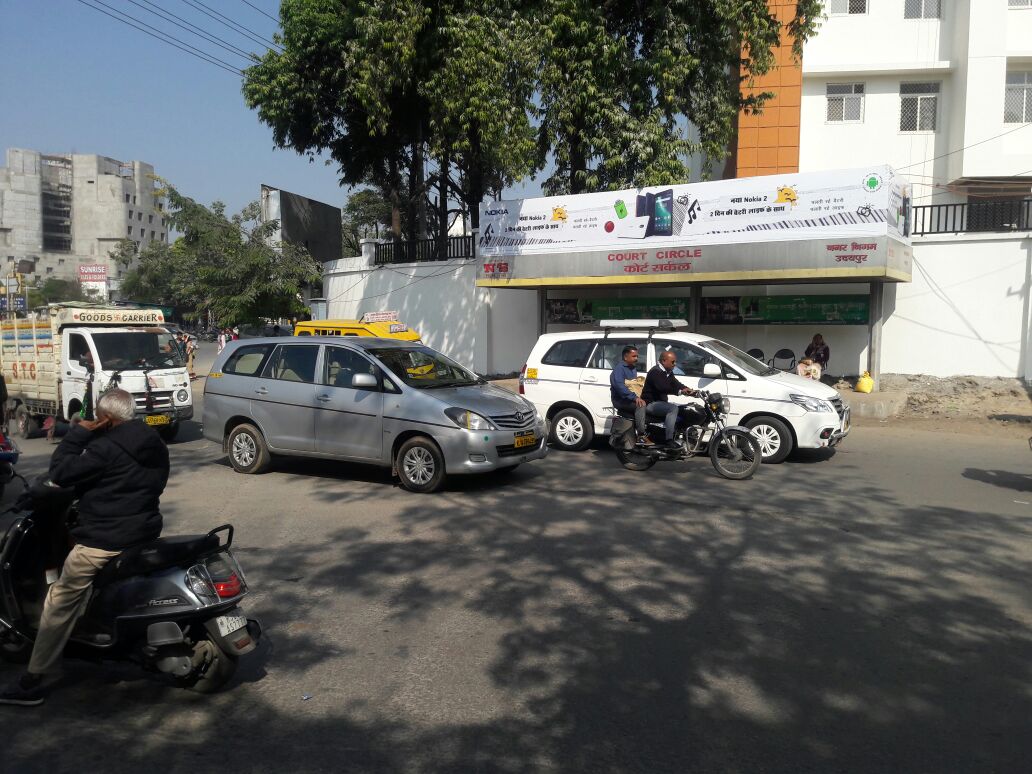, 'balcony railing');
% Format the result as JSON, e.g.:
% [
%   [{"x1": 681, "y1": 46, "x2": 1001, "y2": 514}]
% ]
[
  {"x1": 912, "y1": 198, "x2": 1032, "y2": 236},
  {"x1": 373, "y1": 235, "x2": 474, "y2": 265}
]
